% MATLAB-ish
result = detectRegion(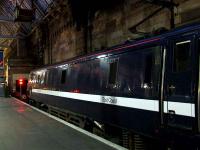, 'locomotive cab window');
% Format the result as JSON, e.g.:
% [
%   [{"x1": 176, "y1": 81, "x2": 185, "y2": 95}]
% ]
[
  {"x1": 173, "y1": 40, "x2": 191, "y2": 72},
  {"x1": 108, "y1": 61, "x2": 118, "y2": 84},
  {"x1": 166, "y1": 37, "x2": 195, "y2": 100},
  {"x1": 61, "y1": 70, "x2": 67, "y2": 84}
]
